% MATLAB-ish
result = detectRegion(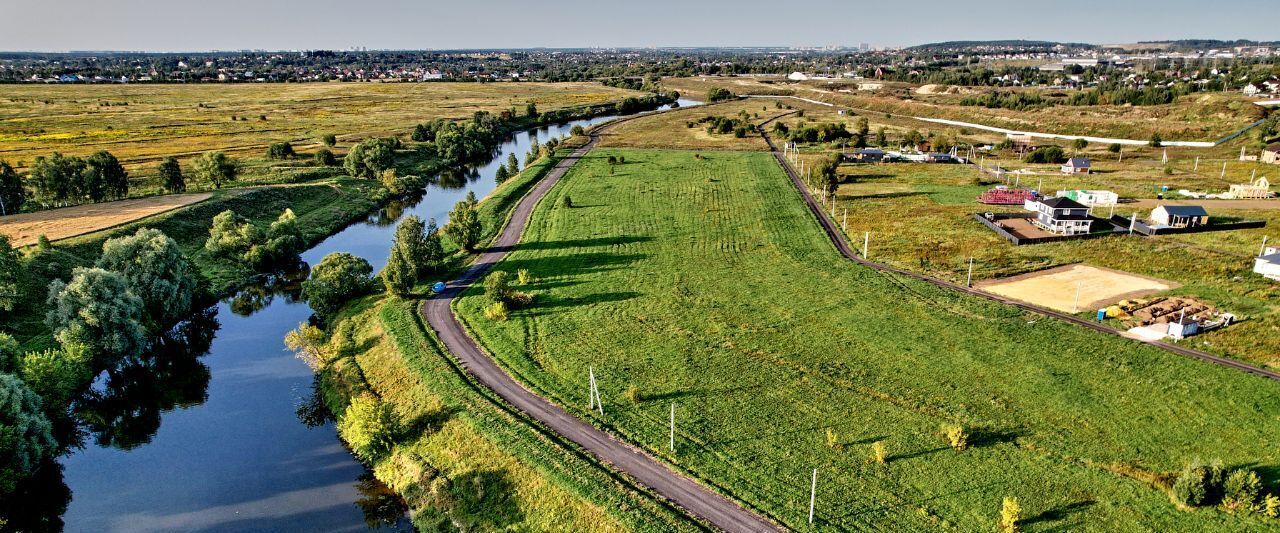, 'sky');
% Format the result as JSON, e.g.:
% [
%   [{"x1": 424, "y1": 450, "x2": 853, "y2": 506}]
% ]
[{"x1": 3, "y1": 0, "x2": 1276, "y2": 52}]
